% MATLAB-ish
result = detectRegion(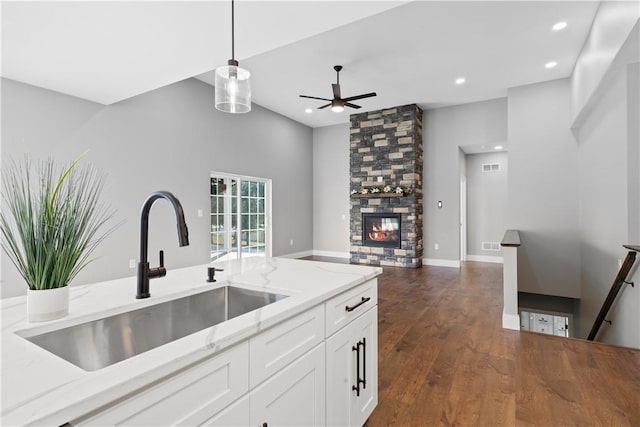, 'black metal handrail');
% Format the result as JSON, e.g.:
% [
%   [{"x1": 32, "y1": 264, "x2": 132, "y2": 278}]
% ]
[{"x1": 587, "y1": 245, "x2": 638, "y2": 341}]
